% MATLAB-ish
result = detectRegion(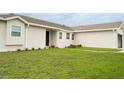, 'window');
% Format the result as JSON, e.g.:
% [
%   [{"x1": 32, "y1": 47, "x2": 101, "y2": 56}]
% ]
[
  {"x1": 59, "y1": 32, "x2": 62, "y2": 39},
  {"x1": 11, "y1": 25, "x2": 21, "y2": 37},
  {"x1": 66, "y1": 33, "x2": 70, "y2": 39},
  {"x1": 72, "y1": 34, "x2": 74, "y2": 40}
]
